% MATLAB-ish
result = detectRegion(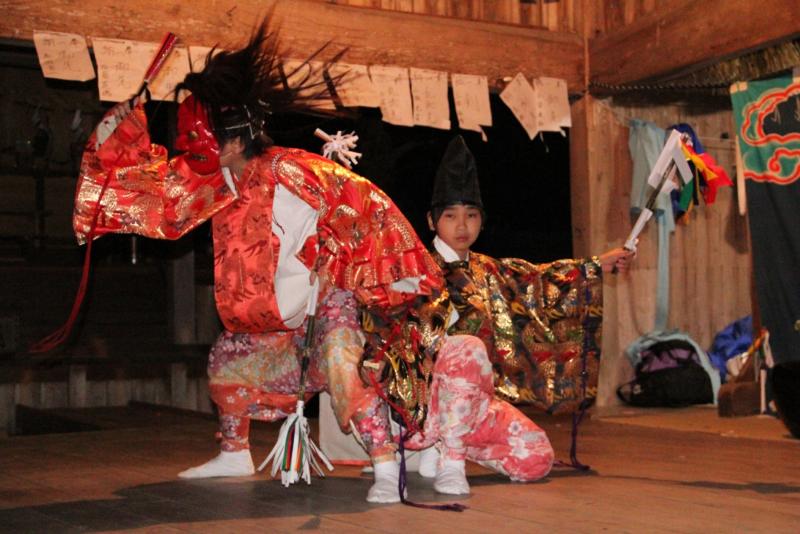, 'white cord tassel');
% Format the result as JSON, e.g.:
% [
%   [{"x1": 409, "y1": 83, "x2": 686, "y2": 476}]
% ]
[
  {"x1": 258, "y1": 399, "x2": 334, "y2": 486},
  {"x1": 315, "y1": 128, "x2": 362, "y2": 169},
  {"x1": 258, "y1": 278, "x2": 333, "y2": 486}
]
